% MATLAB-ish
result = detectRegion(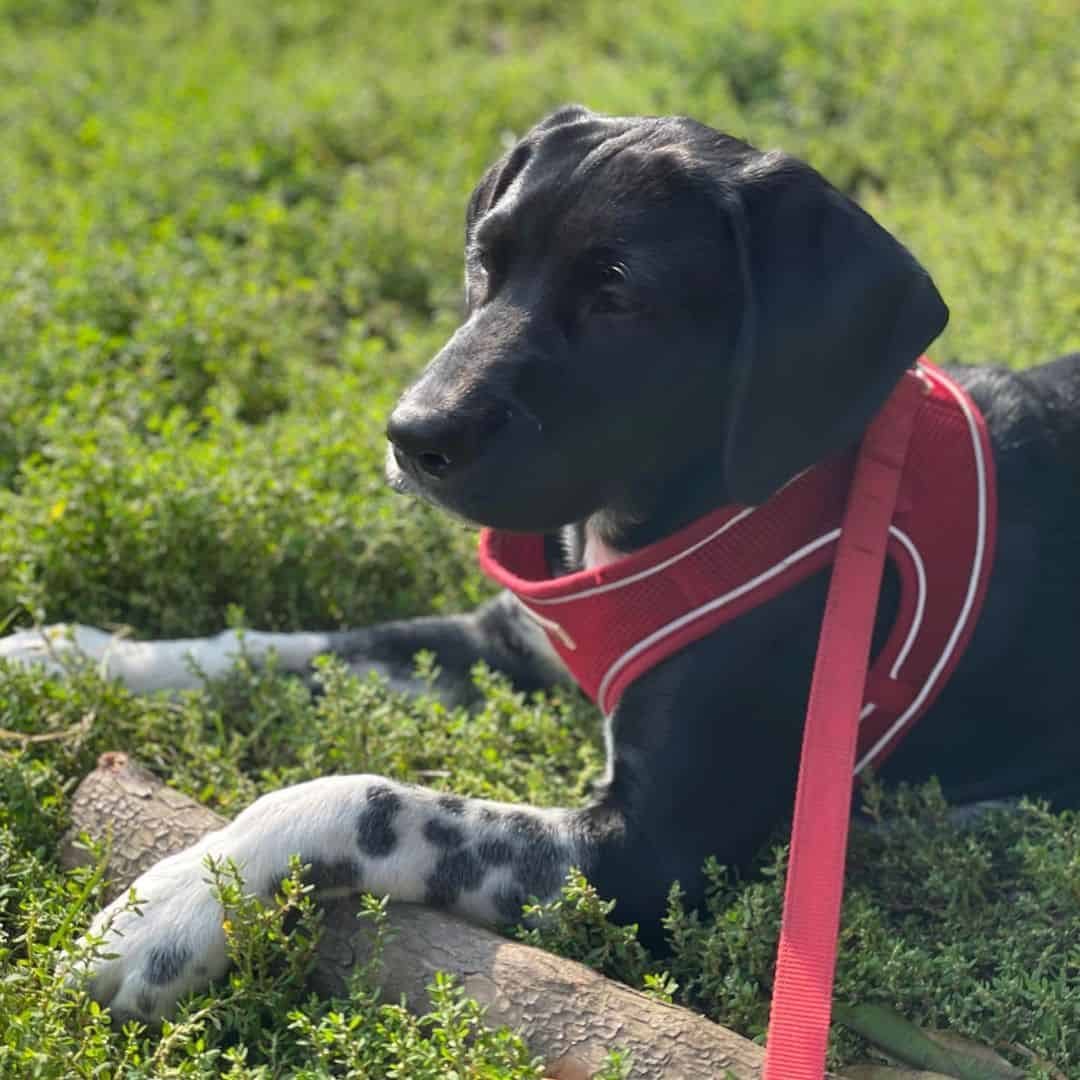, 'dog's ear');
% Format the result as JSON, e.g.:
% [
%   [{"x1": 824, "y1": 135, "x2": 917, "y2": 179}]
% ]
[
  {"x1": 721, "y1": 156, "x2": 948, "y2": 505},
  {"x1": 465, "y1": 147, "x2": 520, "y2": 236},
  {"x1": 466, "y1": 105, "x2": 596, "y2": 235}
]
